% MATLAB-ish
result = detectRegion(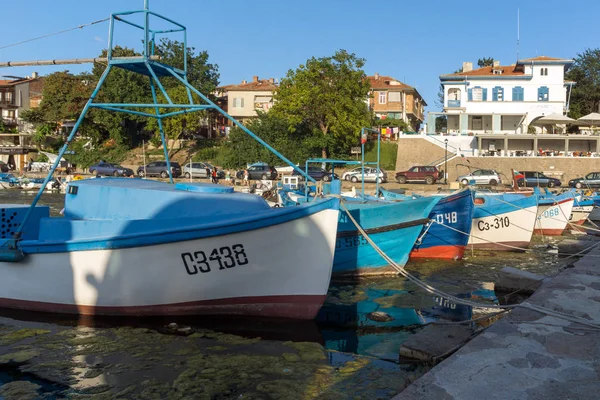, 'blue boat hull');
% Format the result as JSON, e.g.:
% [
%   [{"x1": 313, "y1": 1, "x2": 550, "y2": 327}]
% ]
[
  {"x1": 410, "y1": 189, "x2": 474, "y2": 259},
  {"x1": 333, "y1": 196, "x2": 438, "y2": 274}
]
